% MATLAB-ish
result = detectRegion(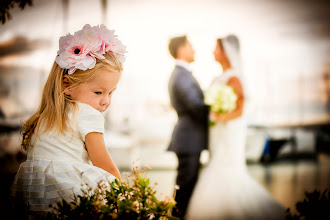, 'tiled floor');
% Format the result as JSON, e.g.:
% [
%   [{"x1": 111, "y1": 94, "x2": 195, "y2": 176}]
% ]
[{"x1": 139, "y1": 154, "x2": 330, "y2": 214}]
